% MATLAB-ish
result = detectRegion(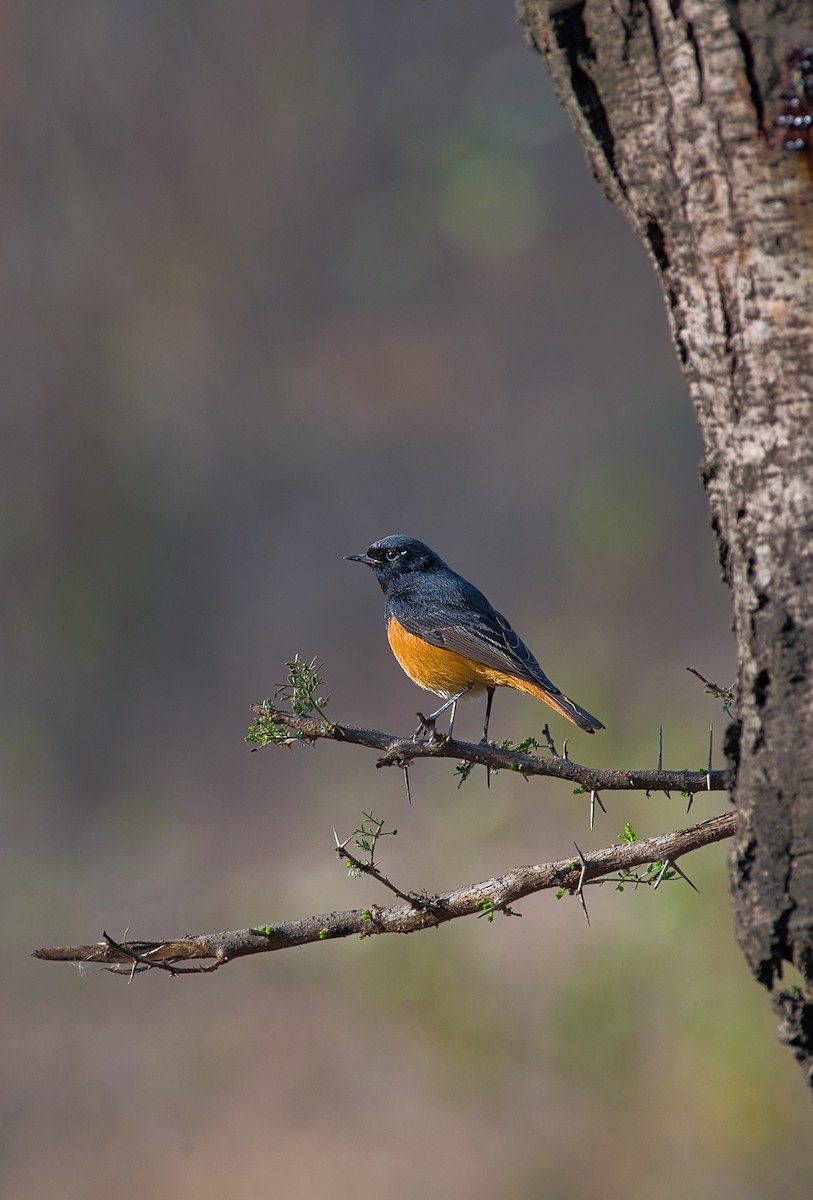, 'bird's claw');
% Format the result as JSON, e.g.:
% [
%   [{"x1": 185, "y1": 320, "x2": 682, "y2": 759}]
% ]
[{"x1": 413, "y1": 712, "x2": 439, "y2": 743}]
